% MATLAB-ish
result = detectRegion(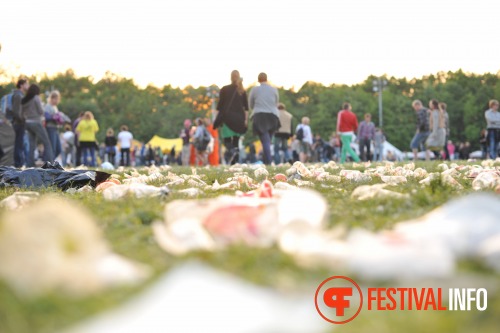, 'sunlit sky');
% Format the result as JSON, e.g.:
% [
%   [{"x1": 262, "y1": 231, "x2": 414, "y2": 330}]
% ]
[{"x1": 1, "y1": 0, "x2": 499, "y2": 89}]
